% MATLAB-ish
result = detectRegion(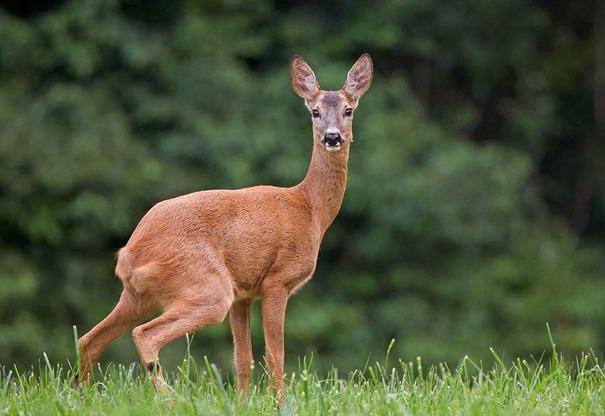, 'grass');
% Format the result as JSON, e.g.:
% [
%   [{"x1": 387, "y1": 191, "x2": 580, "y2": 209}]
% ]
[{"x1": 2, "y1": 331, "x2": 605, "y2": 415}]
